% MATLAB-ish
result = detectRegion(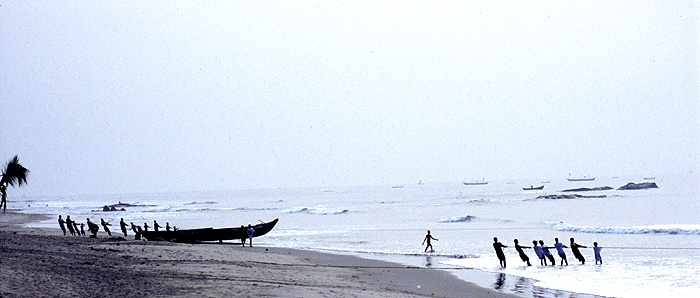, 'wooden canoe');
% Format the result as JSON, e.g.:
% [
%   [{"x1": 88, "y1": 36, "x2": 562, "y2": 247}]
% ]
[{"x1": 141, "y1": 218, "x2": 279, "y2": 243}]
